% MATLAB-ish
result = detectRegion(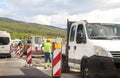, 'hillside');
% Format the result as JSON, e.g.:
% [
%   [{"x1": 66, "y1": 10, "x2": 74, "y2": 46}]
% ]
[{"x1": 0, "y1": 17, "x2": 66, "y2": 39}]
